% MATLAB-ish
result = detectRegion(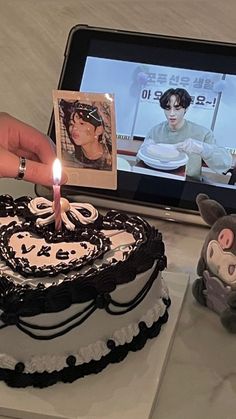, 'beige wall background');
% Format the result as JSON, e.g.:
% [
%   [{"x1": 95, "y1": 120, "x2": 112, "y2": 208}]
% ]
[{"x1": 0, "y1": 0, "x2": 236, "y2": 135}]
